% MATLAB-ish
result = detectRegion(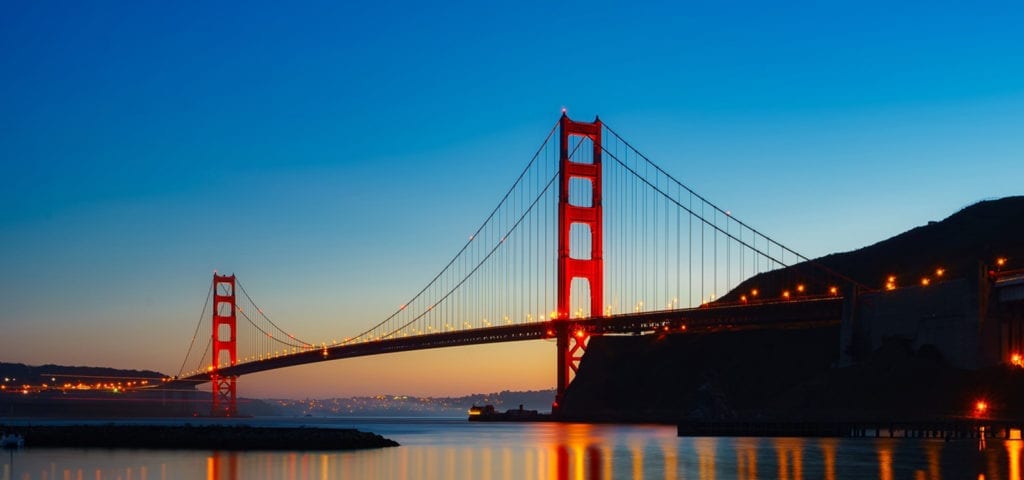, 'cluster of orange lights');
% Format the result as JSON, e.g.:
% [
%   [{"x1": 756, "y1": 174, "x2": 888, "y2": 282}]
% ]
[
  {"x1": 0, "y1": 380, "x2": 147, "y2": 395},
  {"x1": 919, "y1": 268, "x2": 946, "y2": 287},
  {"x1": 1012, "y1": 353, "x2": 1024, "y2": 368},
  {"x1": 885, "y1": 266, "x2": 952, "y2": 291},
  {"x1": 738, "y1": 283, "x2": 839, "y2": 304},
  {"x1": 886, "y1": 257, "x2": 1009, "y2": 292},
  {"x1": 885, "y1": 275, "x2": 897, "y2": 291}
]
